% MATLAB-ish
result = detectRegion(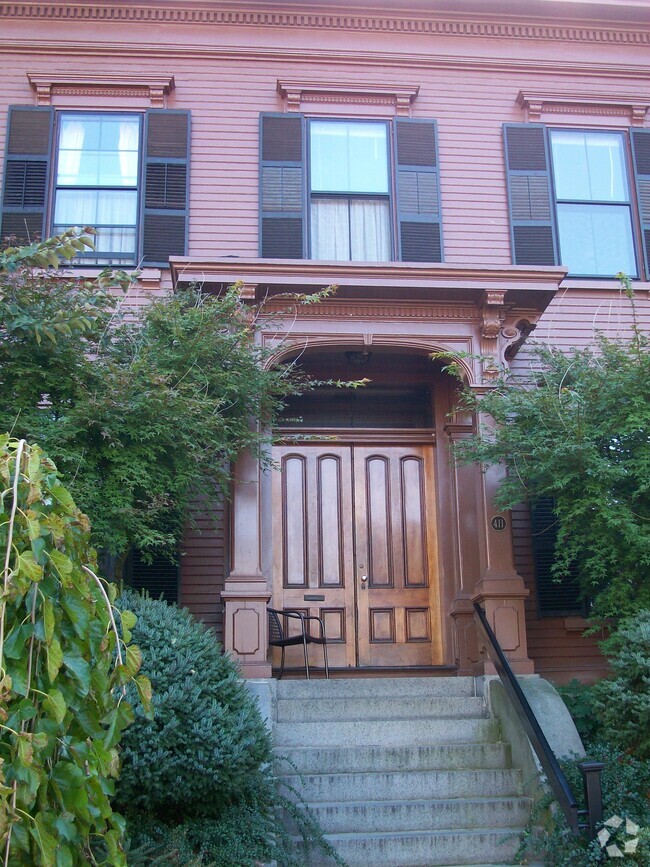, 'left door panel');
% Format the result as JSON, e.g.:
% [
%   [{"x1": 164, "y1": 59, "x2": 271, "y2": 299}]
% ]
[{"x1": 271, "y1": 445, "x2": 357, "y2": 670}]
